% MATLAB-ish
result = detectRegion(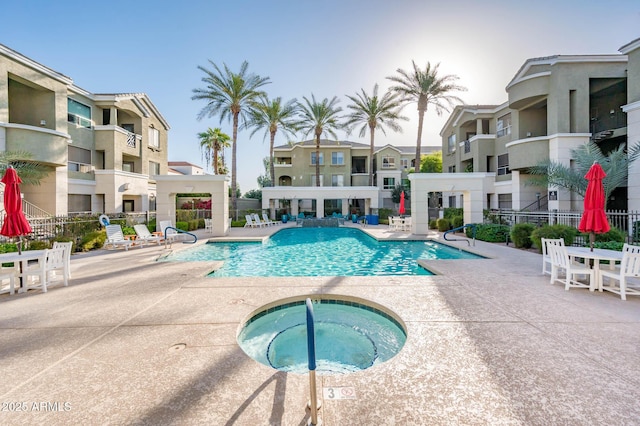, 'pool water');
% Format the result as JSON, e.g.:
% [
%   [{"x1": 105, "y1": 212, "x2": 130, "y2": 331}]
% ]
[
  {"x1": 238, "y1": 299, "x2": 407, "y2": 374},
  {"x1": 162, "y1": 227, "x2": 481, "y2": 277}
]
